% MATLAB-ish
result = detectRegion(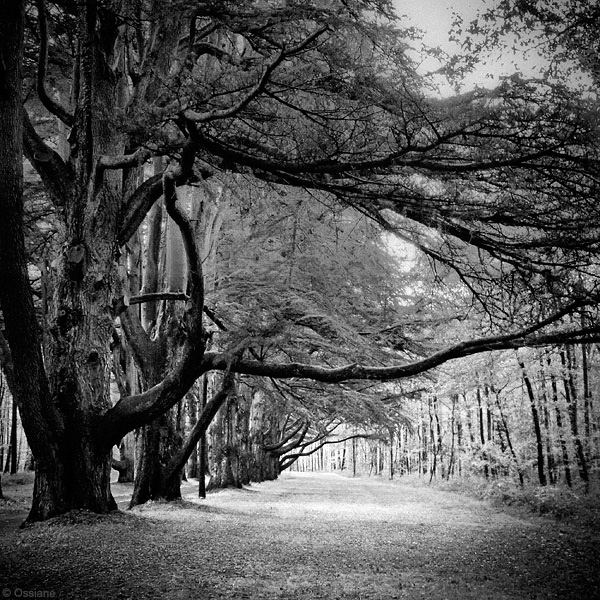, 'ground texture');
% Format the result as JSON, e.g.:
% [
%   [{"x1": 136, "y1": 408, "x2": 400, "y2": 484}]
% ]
[{"x1": 1, "y1": 472, "x2": 599, "y2": 599}]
